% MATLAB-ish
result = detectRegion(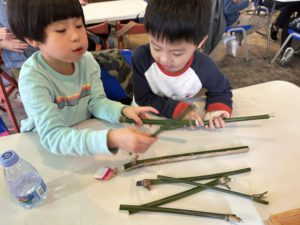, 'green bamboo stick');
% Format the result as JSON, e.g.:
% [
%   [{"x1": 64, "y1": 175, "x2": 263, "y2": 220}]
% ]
[
  {"x1": 130, "y1": 179, "x2": 219, "y2": 214},
  {"x1": 120, "y1": 205, "x2": 242, "y2": 222},
  {"x1": 120, "y1": 114, "x2": 273, "y2": 127},
  {"x1": 158, "y1": 175, "x2": 269, "y2": 205},
  {"x1": 124, "y1": 146, "x2": 249, "y2": 171},
  {"x1": 136, "y1": 167, "x2": 251, "y2": 187},
  {"x1": 130, "y1": 169, "x2": 251, "y2": 215}
]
